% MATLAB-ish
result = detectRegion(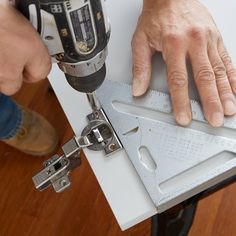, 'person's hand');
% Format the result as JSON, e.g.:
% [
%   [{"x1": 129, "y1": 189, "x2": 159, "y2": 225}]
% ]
[
  {"x1": 0, "y1": 2, "x2": 51, "y2": 96},
  {"x1": 132, "y1": 0, "x2": 236, "y2": 127}
]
